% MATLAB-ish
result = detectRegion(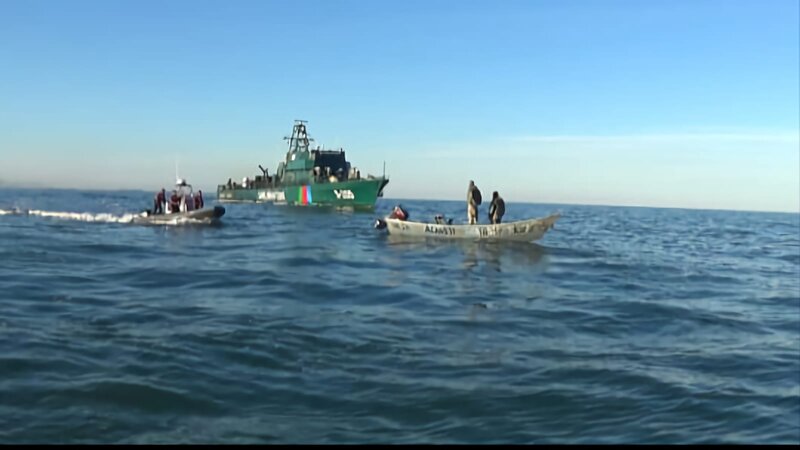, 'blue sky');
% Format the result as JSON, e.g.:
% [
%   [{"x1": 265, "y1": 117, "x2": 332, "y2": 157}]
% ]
[{"x1": 0, "y1": 0, "x2": 798, "y2": 212}]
